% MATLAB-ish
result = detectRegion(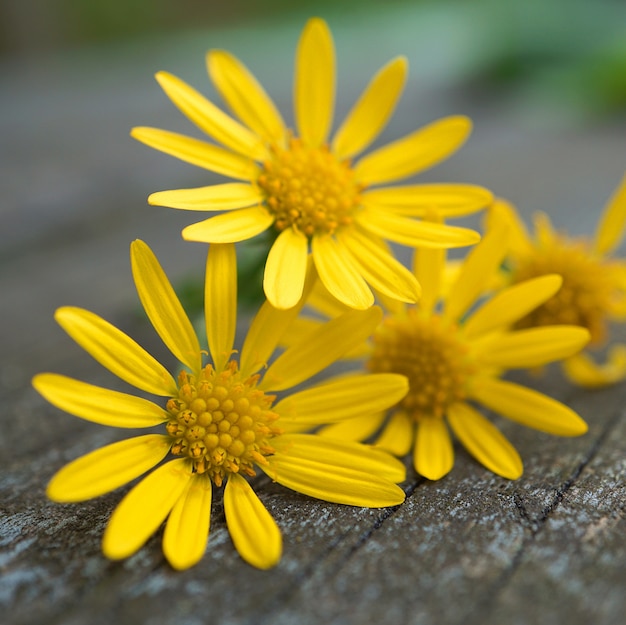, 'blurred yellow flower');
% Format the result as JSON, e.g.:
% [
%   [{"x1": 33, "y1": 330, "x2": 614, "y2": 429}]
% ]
[
  {"x1": 132, "y1": 17, "x2": 489, "y2": 310},
  {"x1": 286, "y1": 215, "x2": 589, "y2": 480},
  {"x1": 492, "y1": 174, "x2": 626, "y2": 387},
  {"x1": 33, "y1": 240, "x2": 408, "y2": 570}
]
